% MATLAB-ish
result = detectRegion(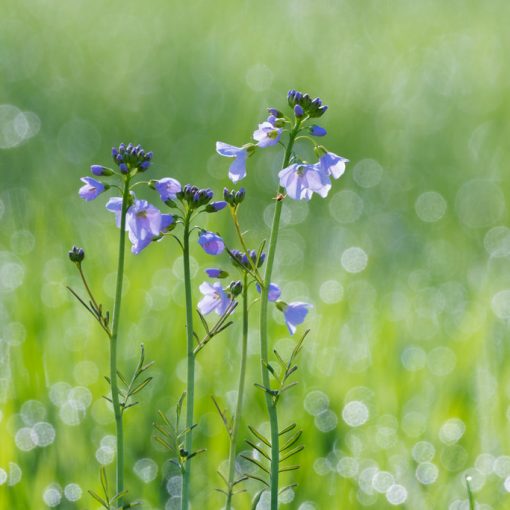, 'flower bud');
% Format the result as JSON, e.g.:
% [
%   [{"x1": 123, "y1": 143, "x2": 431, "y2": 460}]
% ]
[
  {"x1": 68, "y1": 245, "x2": 85, "y2": 264},
  {"x1": 90, "y1": 165, "x2": 113, "y2": 176},
  {"x1": 294, "y1": 104, "x2": 304, "y2": 118},
  {"x1": 229, "y1": 280, "x2": 243, "y2": 297},
  {"x1": 235, "y1": 187, "x2": 246, "y2": 204},
  {"x1": 309, "y1": 125, "x2": 327, "y2": 137}
]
